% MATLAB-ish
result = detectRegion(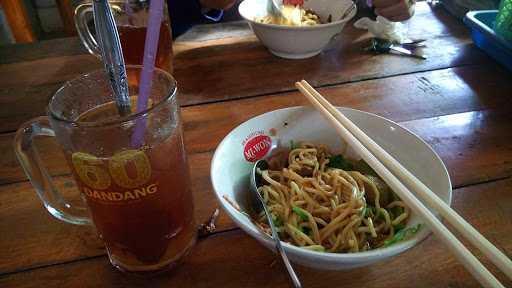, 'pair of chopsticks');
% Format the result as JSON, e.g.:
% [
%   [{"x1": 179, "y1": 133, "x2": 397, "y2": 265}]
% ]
[{"x1": 295, "y1": 80, "x2": 512, "y2": 288}]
